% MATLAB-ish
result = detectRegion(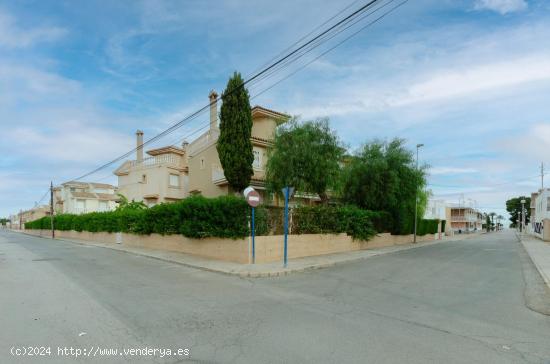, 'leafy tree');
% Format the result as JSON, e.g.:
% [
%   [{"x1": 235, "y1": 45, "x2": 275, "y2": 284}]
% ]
[
  {"x1": 266, "y1": 118, "x2": 344, "y2": 203},
  {"x1": 116, "y1": 194, "x2": 147, "y2": 211},
  {"x1": 0, "y1": 218, "x2": 9, "y2": 226},
  {"x1": 217, "y1": 72, "x2": 254, "y2": 192},
  {"x1": 341, "y1": 138, "x2": 428, "y2": 234},
  {"x1": 505, "y1": 196, "x2": 530, "y2": 228}
]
